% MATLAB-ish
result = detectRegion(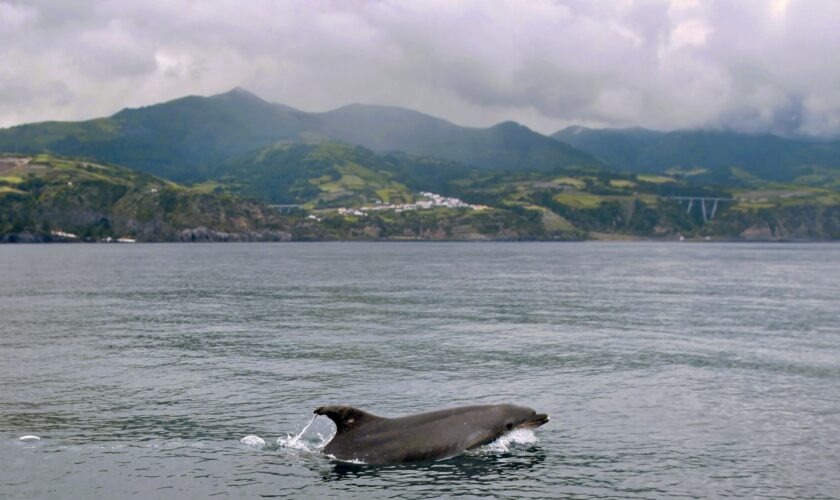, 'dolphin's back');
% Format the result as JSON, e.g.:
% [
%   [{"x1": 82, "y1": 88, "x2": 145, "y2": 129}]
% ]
[{"x1": 318, "y1": 405, "x2": 508, "y2": 464}]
